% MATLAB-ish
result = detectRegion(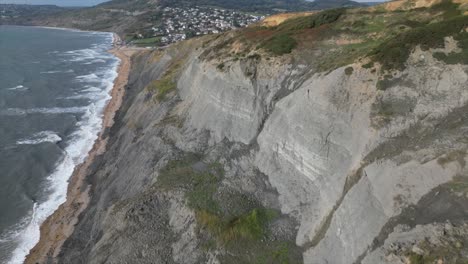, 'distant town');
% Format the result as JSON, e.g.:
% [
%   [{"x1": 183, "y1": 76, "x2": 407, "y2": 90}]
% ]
[
  {"x1": 0, "y1": 4, "x2": 266, "y2": 48},
  {"x1": 134, "y1": 6, "x2": 265, "y2": 46}
]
